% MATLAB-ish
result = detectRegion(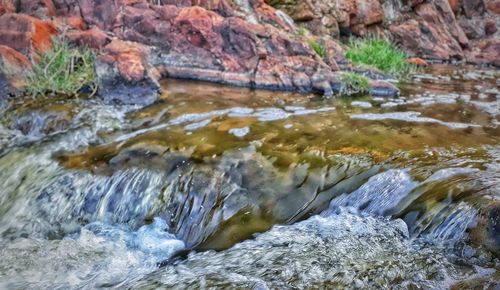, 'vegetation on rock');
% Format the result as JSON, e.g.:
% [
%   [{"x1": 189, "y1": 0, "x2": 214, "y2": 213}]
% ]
[
  {"x1": 308, "y1": 40, "x2": 327, "y2": 59},
  {"x1": 340, "y1": 72, "x2": 369, "y2": 95},
  {"x1": 26, "y1": 38, "x2": 97, "y2": 97},
  {"x1": 346, "y1": 38, "x2": 416, "y2": 79}
]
